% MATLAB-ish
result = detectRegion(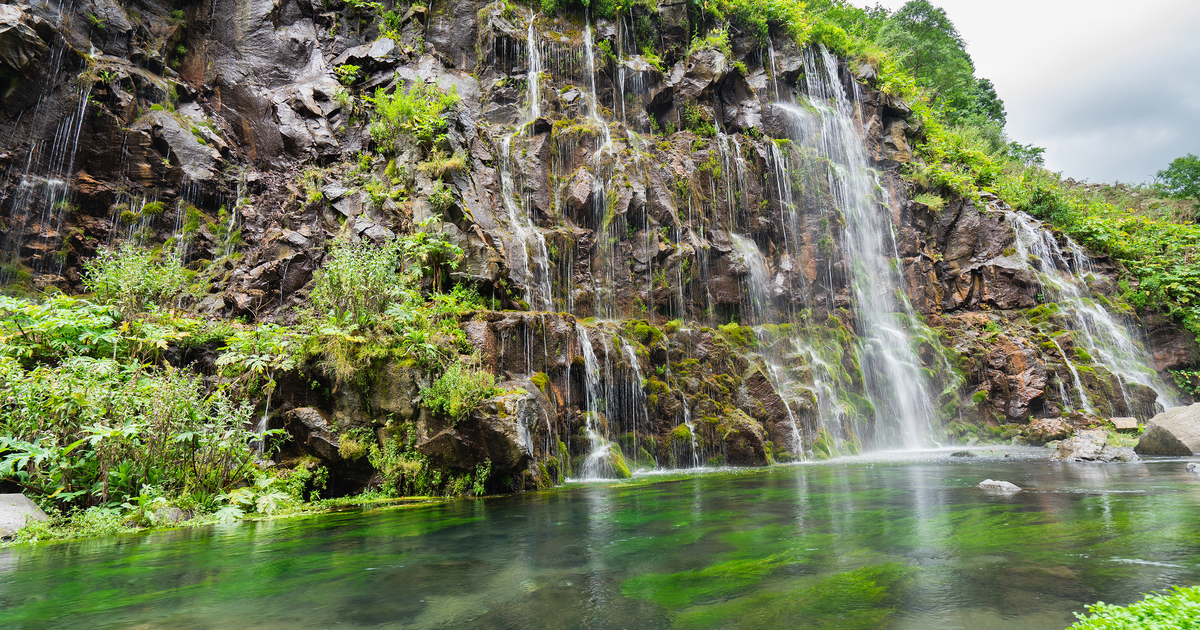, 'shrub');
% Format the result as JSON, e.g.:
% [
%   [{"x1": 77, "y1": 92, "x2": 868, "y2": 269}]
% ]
[
  {"x1": 83, "y1": 244, "x2": 194, "y2": 316},
  {"x1": 420, "y1": 361, "x2": 500, "y2": 423},
  {"x1": 367, "y1": 82, "x2": 459, "y2": 153}
]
